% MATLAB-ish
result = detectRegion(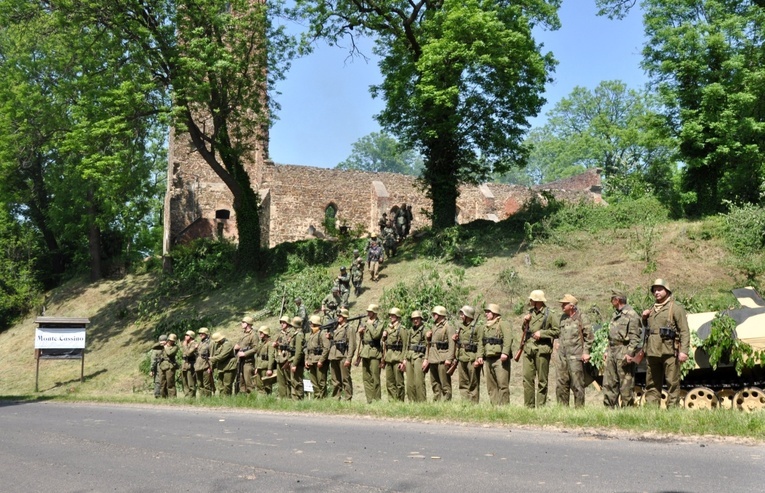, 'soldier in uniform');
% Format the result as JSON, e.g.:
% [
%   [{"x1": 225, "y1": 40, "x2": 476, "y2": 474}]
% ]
[
  {"x1": 350, "y1": 250, "x2": 364, "y2": 297},
  {"x1": 235, "y1": 316, "x2": 258, "y2": 394},
  {"x1": 603, "y1": 290, "x2": 643, "y2": 408},
  {"x1": 336, "y1": 266, "x2": 351, "y2": 307},
  {"x1": 209, "y1": 332, "x2": 237, "y2": 395},
  {"x1": 453, "y1": 305, "x2": 484, "y2": 403},
  {"x1": 304, "y1": 314, "x2": 330, "y2": 398},
  {"x1": 522, "y1": 290, "x2": 560, "y2": 408},
  {"x1": 254, "y1": 326, "x2": 276, "y2": 395},
  {"x1": 404, "y1": 311, "x2": 428, "y2": 402},
  {"x1": 378, "y1": 213, "x2": 388, "y2": 234},
  {"x1": 274, "y1": 316, "x2": 295, "y2": 398},
  {"x1": 322, "y1": 286, "x2": 342, "y2": 322},
  {"x1": 395, "y1": 204, "x2": 407, "y2": 239},
  {"x1": 555, "y1": 294, "x2": 594, "y2": 408},
  {"x1": 383, "y1": 307, "x2": 407, "y2": 401},
  {"x1": 358, "y1": 304, "x2": 383, "y2": 403},
  {"x1": 194, "y1": 328, "x2": 214, "y2": 397},
  {"x1": 149, "y1": 334, "x2": 167, "y2": 398},
  {"x1": 290, "y1": 316, "x2": 307, "y2": 399},
  {"x1": 426, "y1": 305, "x2": 455, "y2": 401},
  {"x1": 642, "y1": 279, "x2": 690, "y2": 408},
  {"x1": 181, "y1": 330, "x2": 198, "y2": 398},
  {"x1": 382, "y1": 220, "x2": 398, "y2": 258},
  {"x1": 328, "y1": 308, "x2": 355, "y2": 400},
  {"x1": 367, "y1": 239, "x2": 384, "y2": 282},
  {"x1": 159, "y1": 333, "x2": 179, "y2": 398},
  {"x1": 294, "y1": 297, "x2": 308, "y2": 333},
  {"x1": 478, "y1": 304, "x2": 514, "y2": 405}
]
